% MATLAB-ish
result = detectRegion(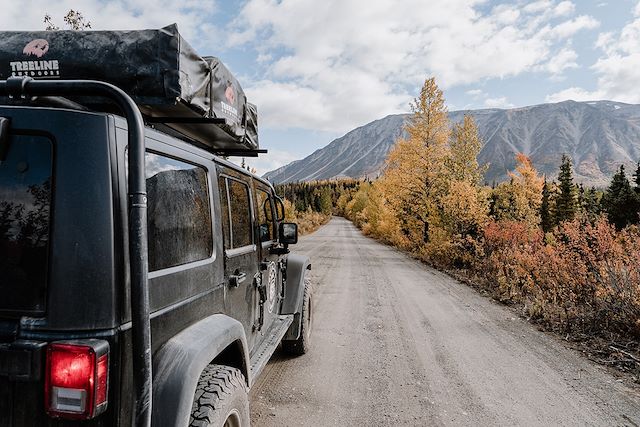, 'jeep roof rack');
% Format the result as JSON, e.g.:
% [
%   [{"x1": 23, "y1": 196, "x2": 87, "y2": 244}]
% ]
[{"x1": 0, "y1": 24, "x2": 263, "y2": 157}]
